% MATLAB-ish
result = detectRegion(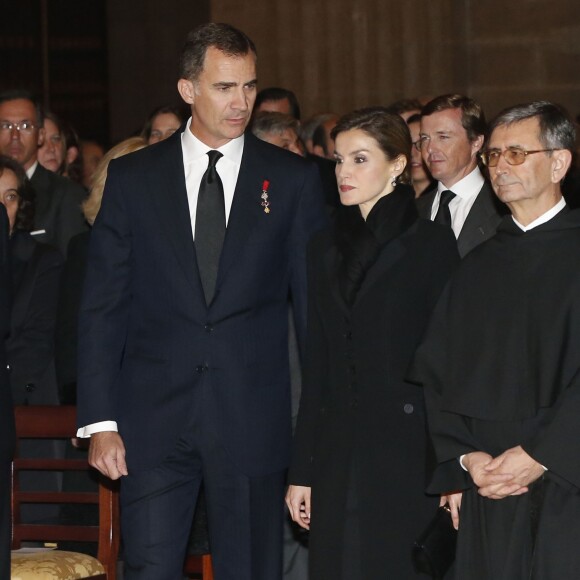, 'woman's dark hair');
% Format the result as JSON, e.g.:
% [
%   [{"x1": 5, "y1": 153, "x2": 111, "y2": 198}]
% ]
[
  {"x1": 0, "y1": 155, "x2": 35, "y2": 232},
  {"x1": 140, "y1": 105, "x2": 187, "y2": 140},
  {"x1": 331, "y1": 108, "x2": 412, "y2": 184}
]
